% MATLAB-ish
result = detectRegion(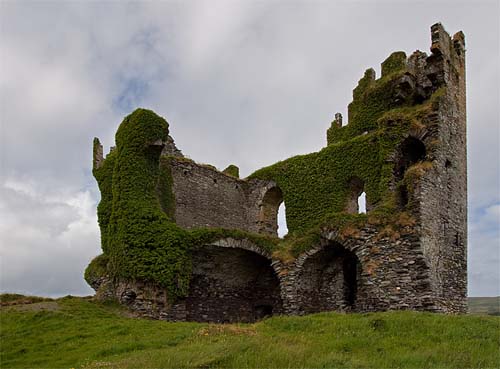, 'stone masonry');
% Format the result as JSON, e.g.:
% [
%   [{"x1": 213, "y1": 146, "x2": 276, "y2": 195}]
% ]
[{"x1": 89, "y1": 24, "x2": 467, "y2": 322}]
